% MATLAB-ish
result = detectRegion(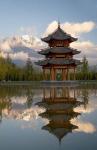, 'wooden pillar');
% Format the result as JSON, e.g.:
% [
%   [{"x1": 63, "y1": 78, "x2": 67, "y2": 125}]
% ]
[
  {"x1": 54, "y1": 69, "x2": 56, "y2": 80},
  {"x1": 67, "y1": 87, "x2": 70, "y2": 98},
  {"x1": 74, "y1": 88, "x2": 76, "y2": 98},
  {"x1": 43, "y1": 68, "x2": 46, "y2": 80},
  {"x1": 62, "y1": 69, "x2": 66, "y2": 80},
  {"x1": 62, "y1": 87, "x2": 66, "y2": 97},
  {"x1": 50, "y1": 87, "x2": 56, "y2": 99},
  {"x1": 74, "y1": 67, "x2": 76, "y2": 80},
  {"x1": 50, "y1": 67, "x2": 54, "y2": 80},
  {"x1": 68, "y1": 68, "x2": 70, "y2": 80},
  {"x1": 62, "y1": 69, "x2": 64, "y2": 80},
  {"x1": 67, "y1": 68, "x2": 69, "y2": 80},
  {"x1": 50, "y1": 68, "x2": 51, "y2": 80}
]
